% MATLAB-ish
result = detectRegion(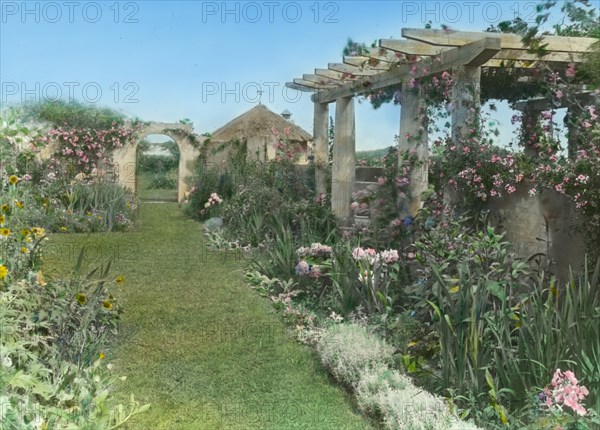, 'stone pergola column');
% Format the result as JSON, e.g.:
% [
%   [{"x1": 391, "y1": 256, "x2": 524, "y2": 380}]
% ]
[
  {"x1": 331, "y1": 96, "x2": 355, "y2": 222},
  {"x1": 313, "y1": 102, "x2": 329, "y2": 196},
  {"x1": 398, "y1": 82, "x2": 428, "y2": 217},
  {"x1": 566, "y1": 104, "x2": 584, "y2": 159},
  {"x1": 451, "y1": 65, "x2": 481, "y2": 145},
  {"x1": 521, "y1": 104, "x2": 541, "y2": 158}
]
